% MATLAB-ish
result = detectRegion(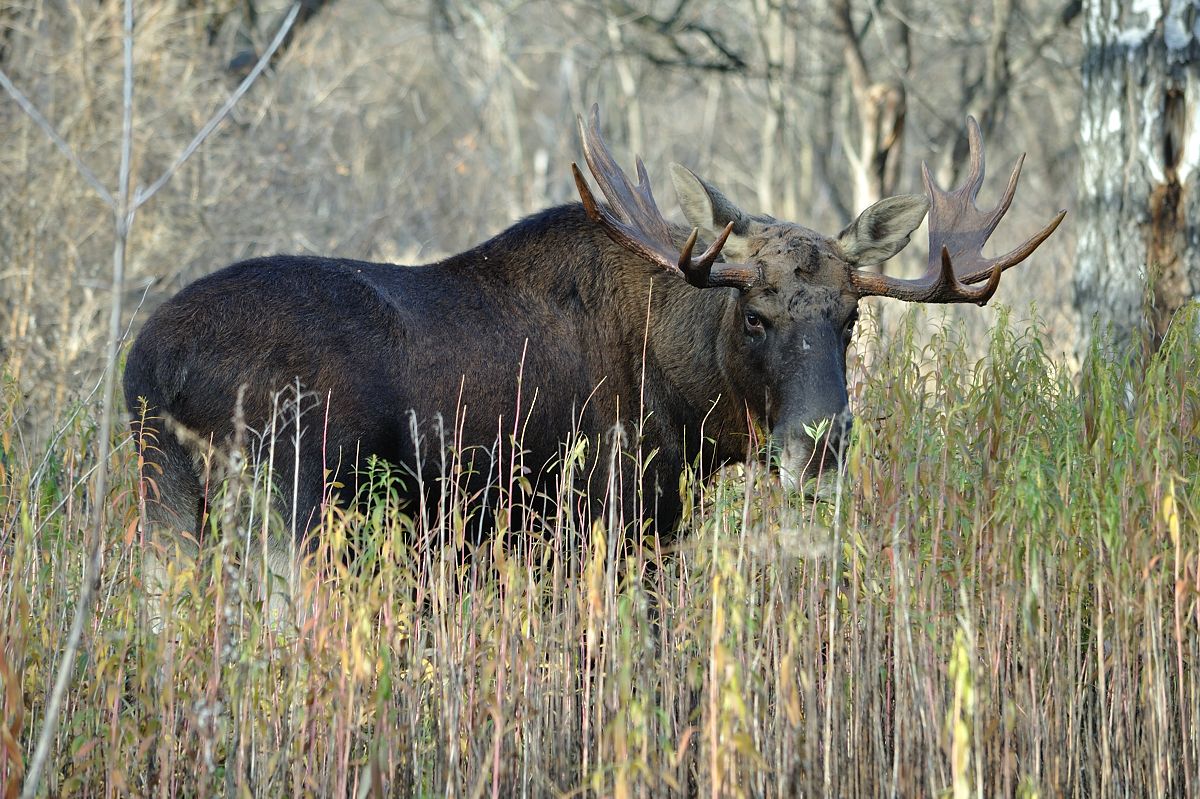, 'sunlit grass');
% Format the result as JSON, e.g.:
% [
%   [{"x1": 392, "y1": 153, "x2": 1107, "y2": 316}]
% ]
[{"x1": 2, "y1": 306, "x2": 1197, "y2": 796}]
